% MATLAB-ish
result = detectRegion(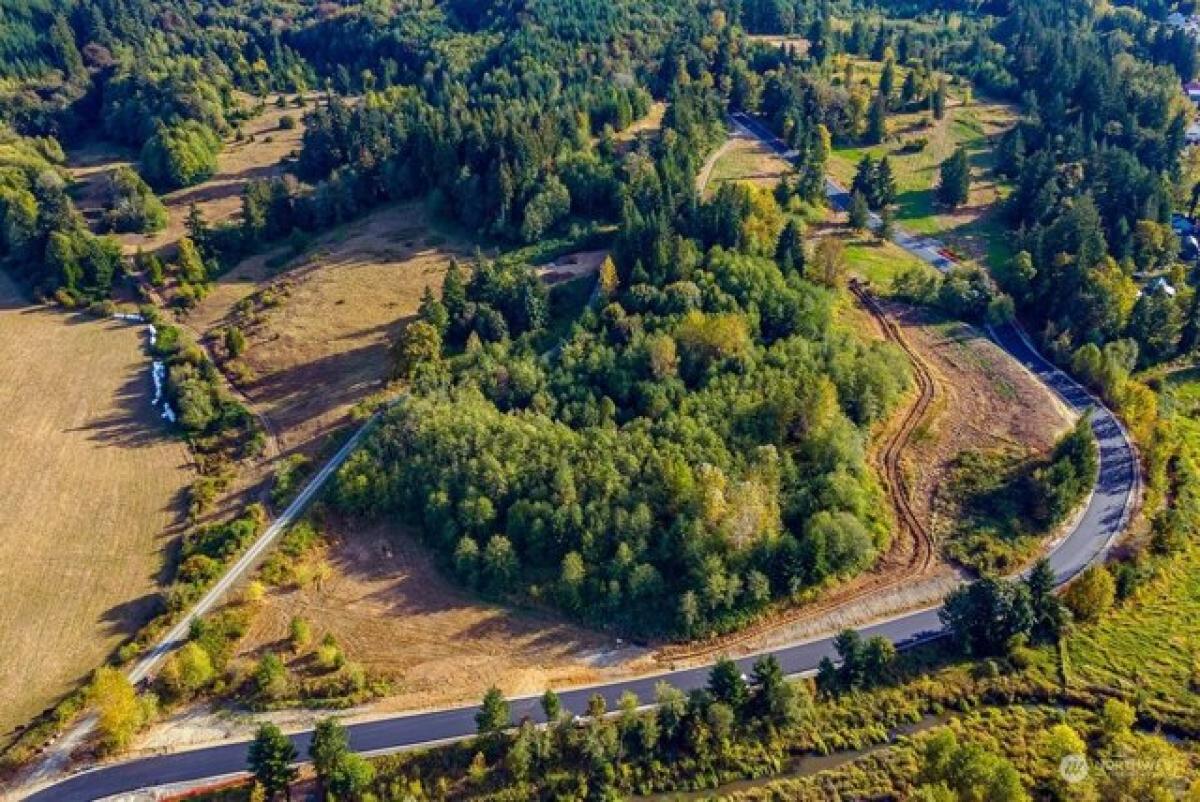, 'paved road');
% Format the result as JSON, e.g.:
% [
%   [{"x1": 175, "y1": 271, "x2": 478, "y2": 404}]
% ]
[
  {"x1": 15, "y1": 415, "x2": 384, "y2": 800},
  {"x1": 22, "y1": 121, "x2": 1140, "y2": 802},
  {"x1": 731, "y1": 113, "x2": 956, "y2": 270}
]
